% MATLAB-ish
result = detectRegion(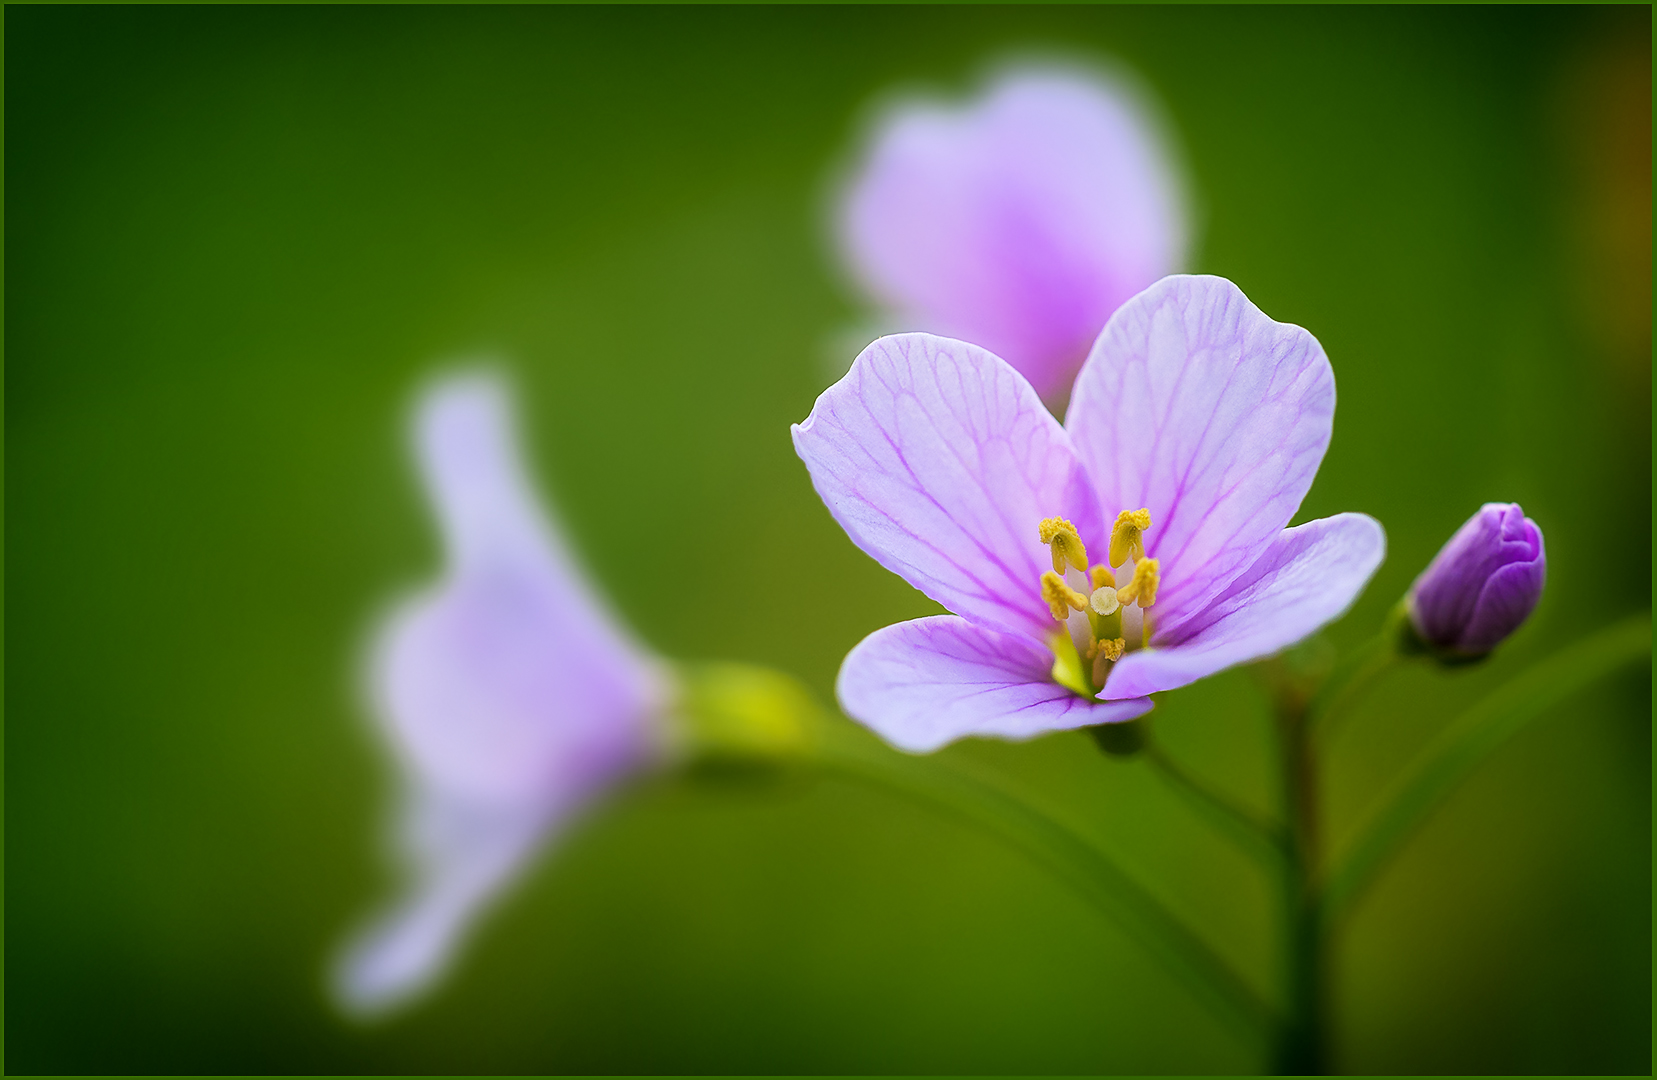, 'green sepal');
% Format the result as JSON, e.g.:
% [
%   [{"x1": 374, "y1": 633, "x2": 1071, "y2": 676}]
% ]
[
  {"x1": 1390, "y1": 598, "x2": 1490, "y2": 667},
  {"x1": 670, "y1": 661, "x2": 822, "y2": 768},
  {"x1": 1088, "y1": 717, "x2": 1146, "y2": 758}
]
